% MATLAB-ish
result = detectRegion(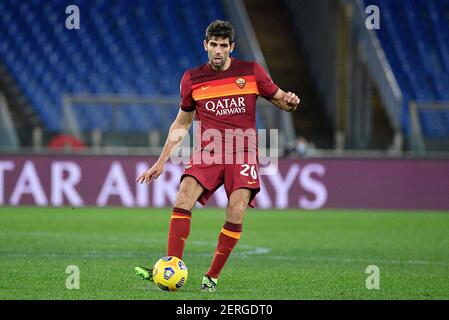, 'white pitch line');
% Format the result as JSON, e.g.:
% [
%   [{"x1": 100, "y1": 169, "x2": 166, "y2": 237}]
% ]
[
  {"x1": 2, "y1": 233, "x2": 447, "y2": 266},
  {"x1": 0, "y1": 233, "x2": 271, "y2": 256},
  {"x1": 1, "y1": 251, "x2": 448, "y2": 266},
  {"x1": 0, "y1": 240, "x2": 272, "y2": 259},
  {"x1": 266, "y1": 255, "x2": 449, "y2": 266}
]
